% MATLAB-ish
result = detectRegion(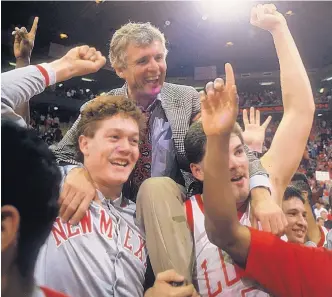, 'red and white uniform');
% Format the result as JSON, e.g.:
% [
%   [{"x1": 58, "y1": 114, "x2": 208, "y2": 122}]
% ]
[{"x1": 185, "y1": 194, "x2": 270, "y2": 297}]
